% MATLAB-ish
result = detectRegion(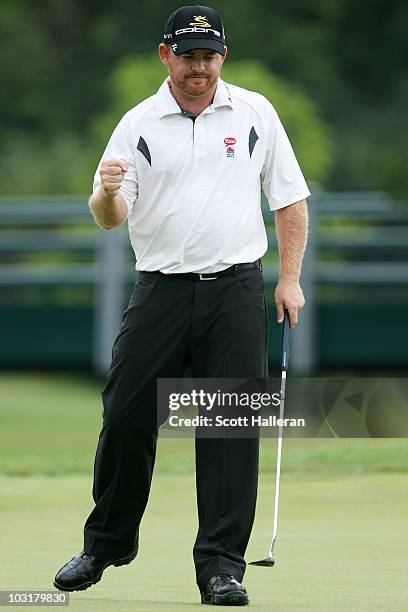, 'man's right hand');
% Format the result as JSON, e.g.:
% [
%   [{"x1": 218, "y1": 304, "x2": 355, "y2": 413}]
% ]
[{"x1": 100, "y1": 159, "x2": 128, "y2": 196}]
